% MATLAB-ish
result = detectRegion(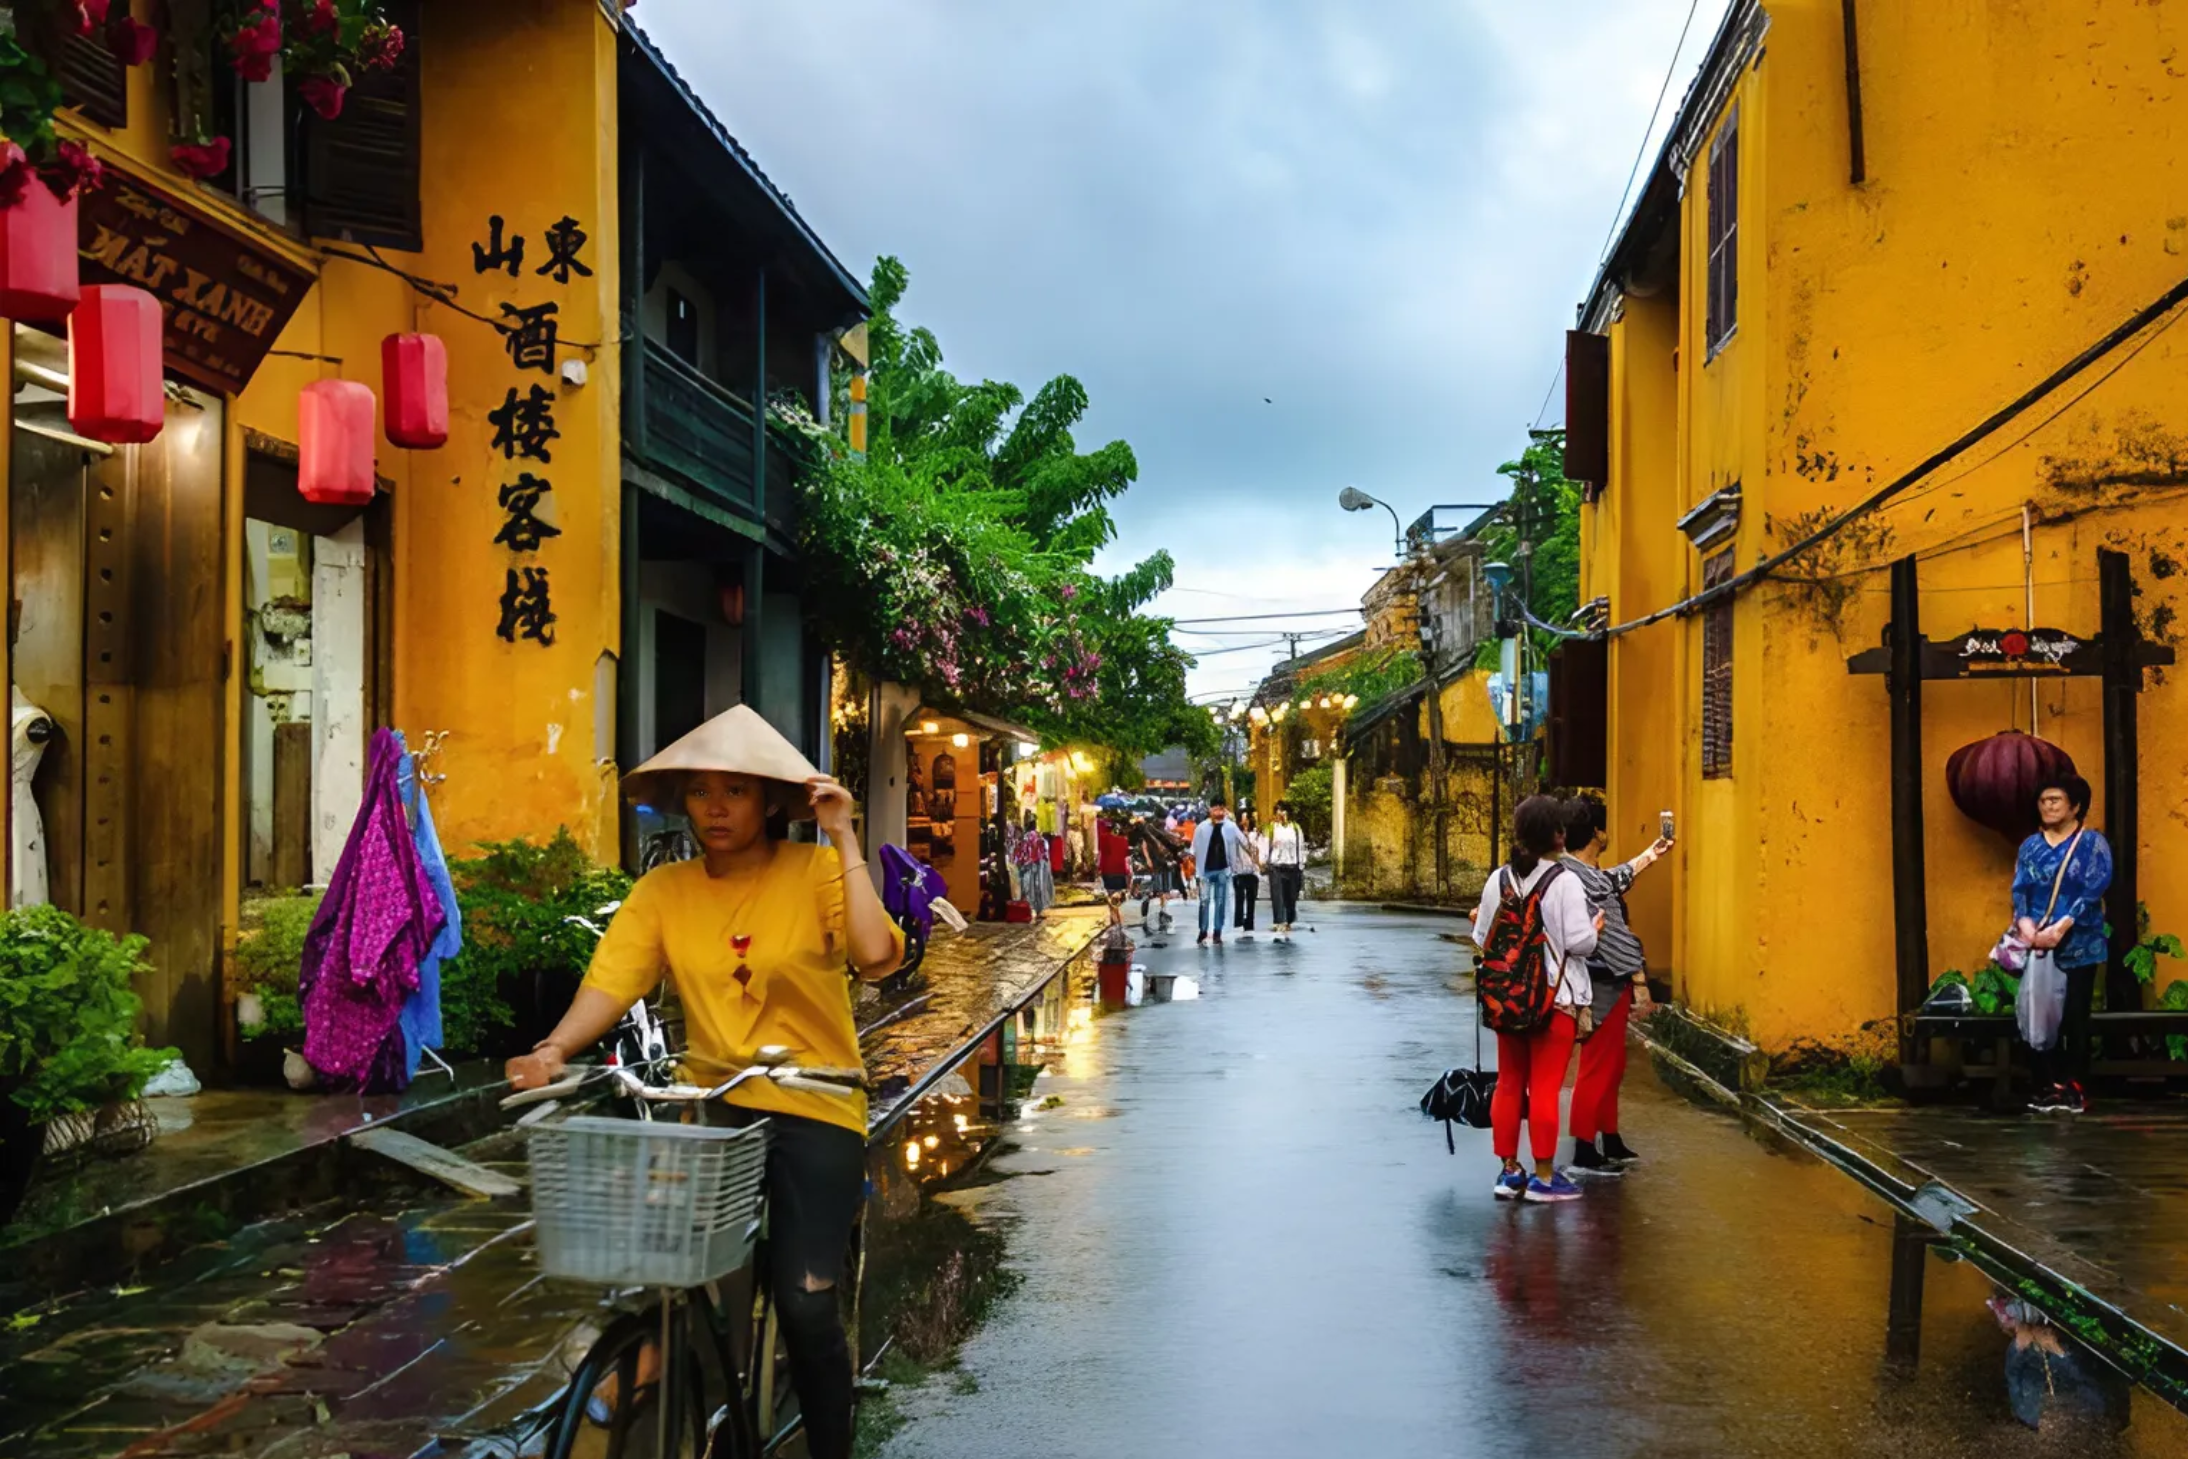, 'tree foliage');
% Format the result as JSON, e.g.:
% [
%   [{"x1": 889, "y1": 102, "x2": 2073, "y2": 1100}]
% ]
[
  {"x1": 797, "y1": 258, "x2": 1205, "y2": 761},
  {"x1": 1470, "y1": 428, "x2": 1583, "y2": 667}
]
